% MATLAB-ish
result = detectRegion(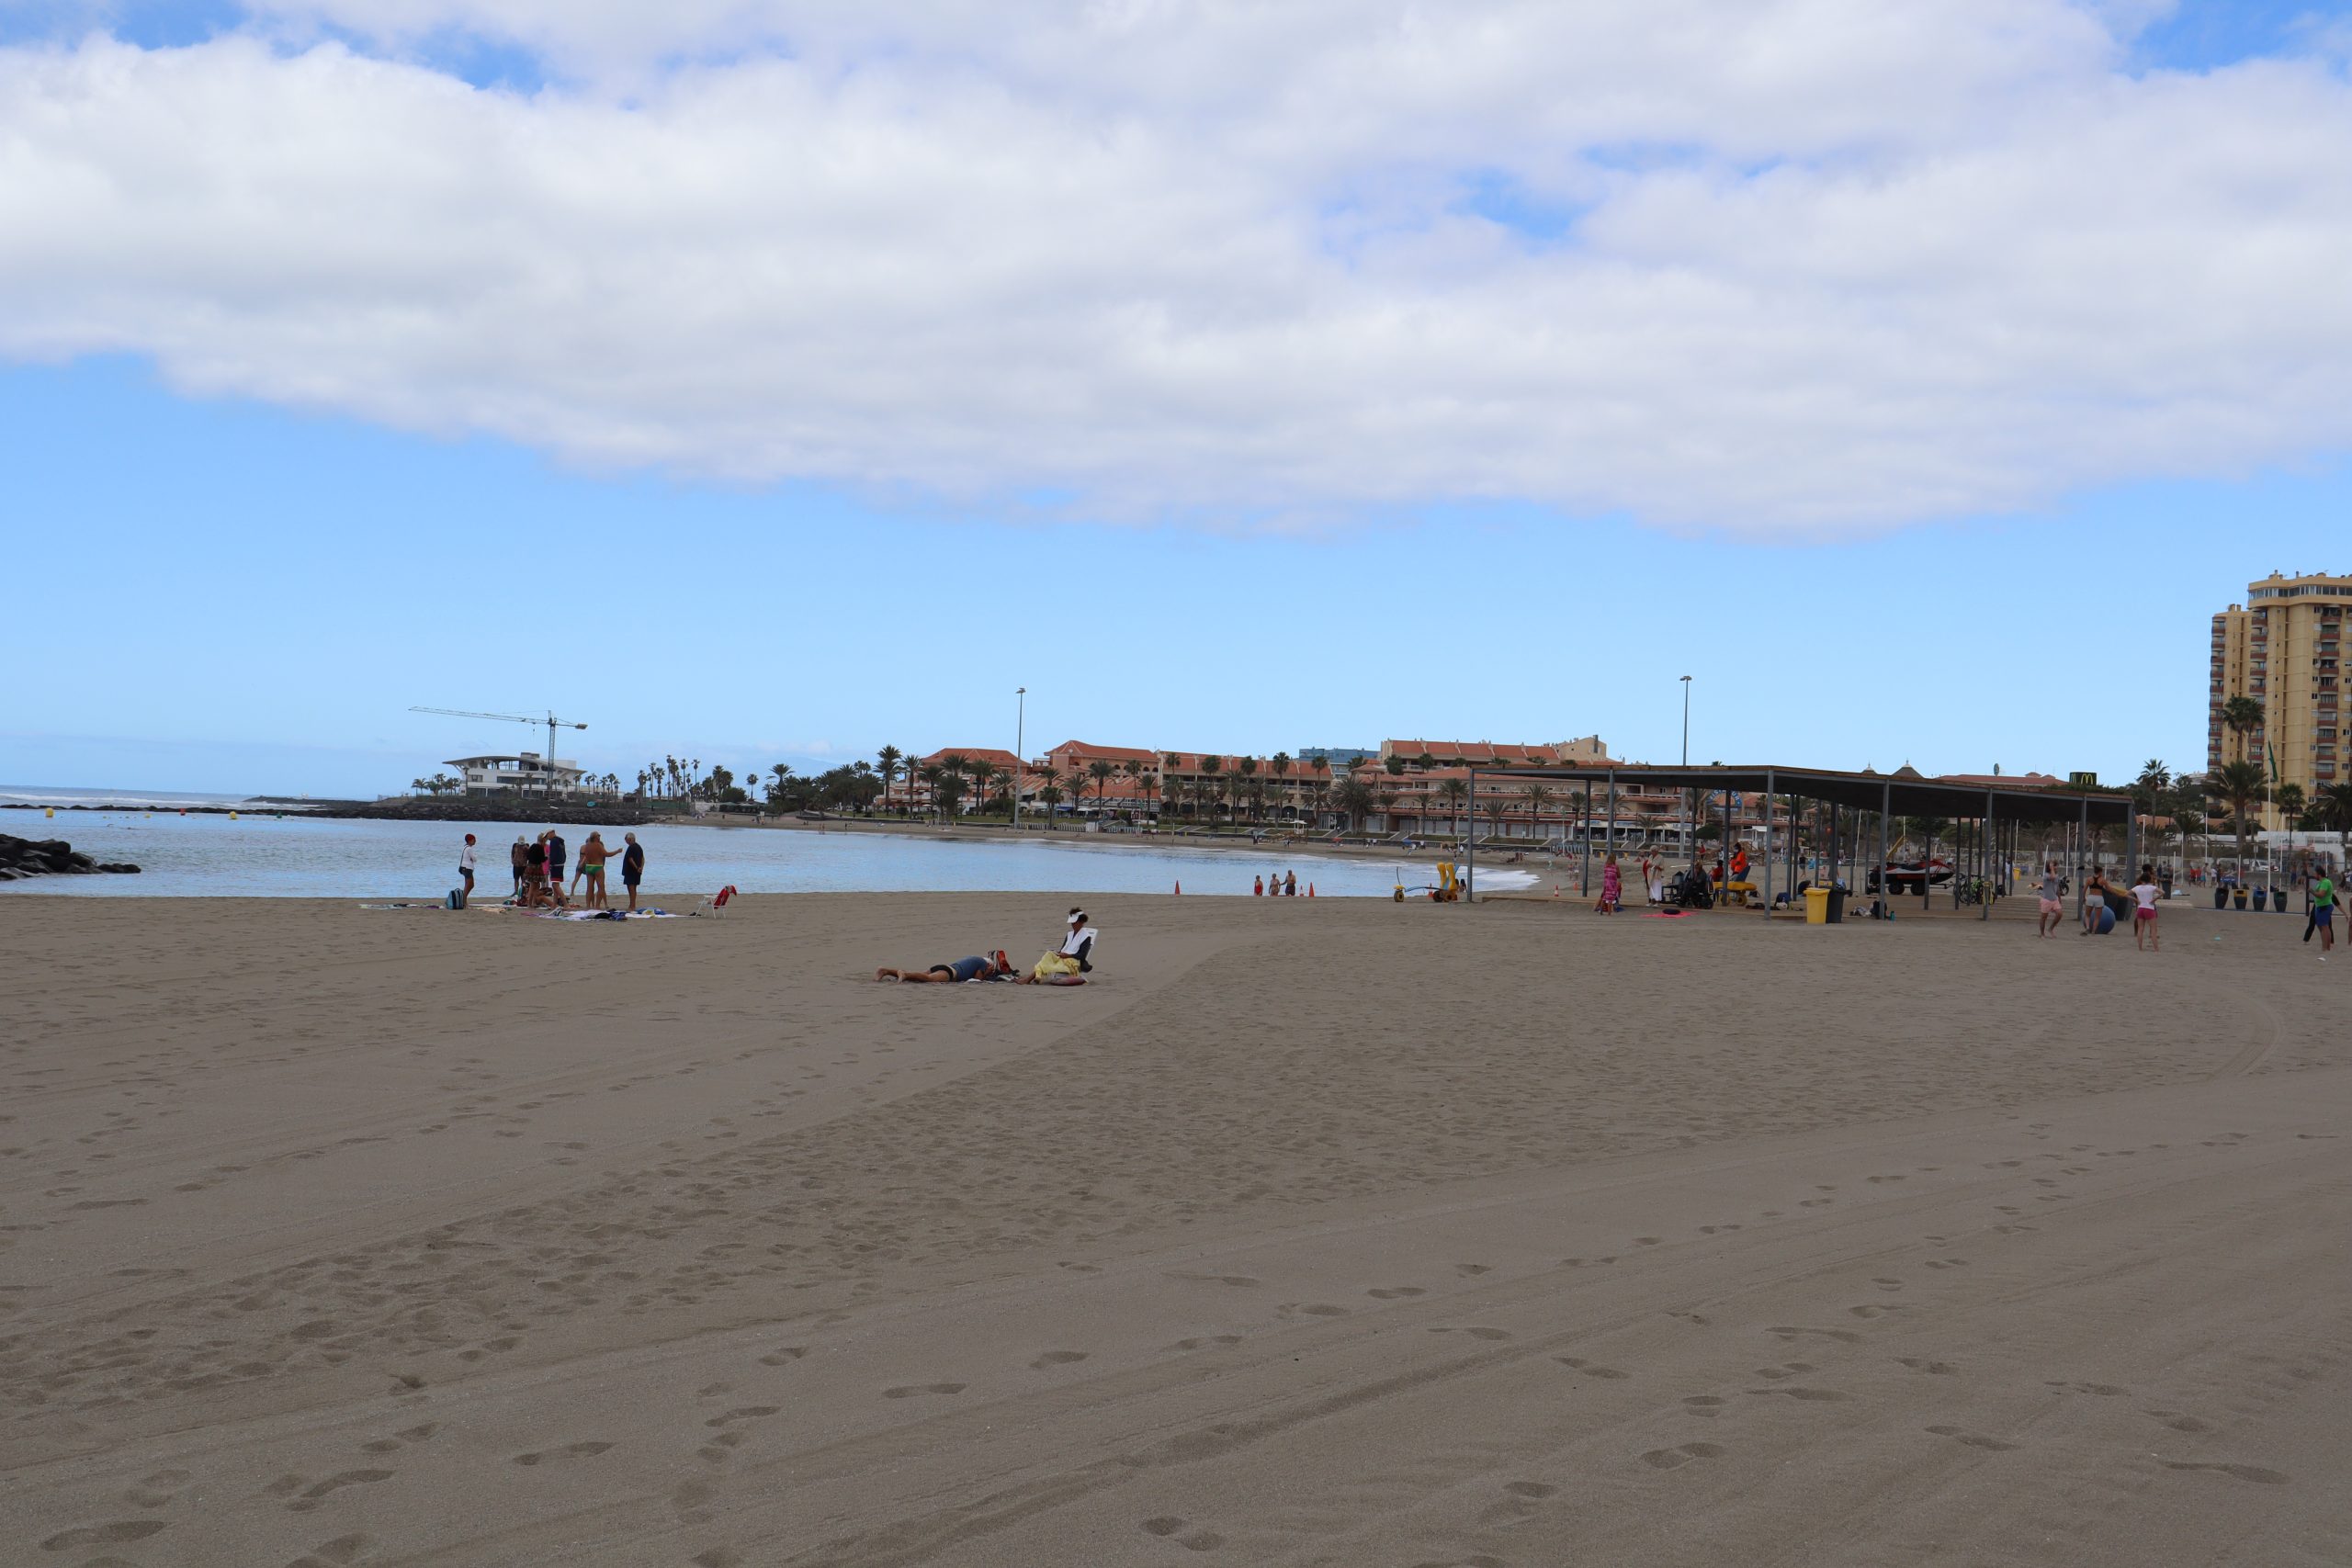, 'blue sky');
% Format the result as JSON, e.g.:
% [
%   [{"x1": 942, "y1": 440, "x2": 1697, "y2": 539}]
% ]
[
  {"x1": 5, "y1": 2, "x2": 2350, "y2": 797},
  {"x1": 8, "y1": 355, "x2": 2345, "y2": 797}
]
